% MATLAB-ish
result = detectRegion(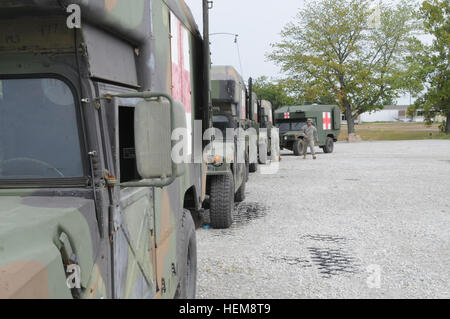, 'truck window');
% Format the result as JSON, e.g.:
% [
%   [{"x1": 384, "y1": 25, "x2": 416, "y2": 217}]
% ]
[
  {"x1": 118, "y1": 106, "x2": 139, "y2": 183},
  {"x1": 276, "y1": 122, "x2": 290, "y2": 132},
  {"x1": 0, "y1": 78, "x2": 83, "y2": 179},
  {"x1": 213, "y1": 115, "x2": 235, "y2": 140},
  {"x1": 291, "y1": 121, "x2": 307, "y2": 130}
]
